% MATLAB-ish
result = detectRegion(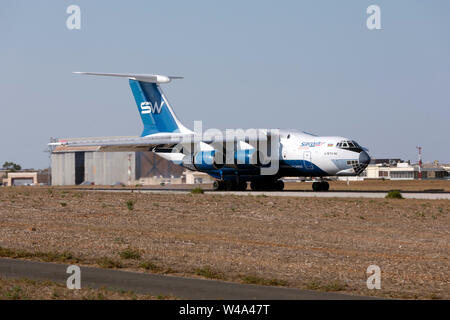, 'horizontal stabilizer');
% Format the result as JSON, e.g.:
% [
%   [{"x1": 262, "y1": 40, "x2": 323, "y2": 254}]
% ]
[{"x1": 73, "y1": 72, "x2": 183, "y2": 84}]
